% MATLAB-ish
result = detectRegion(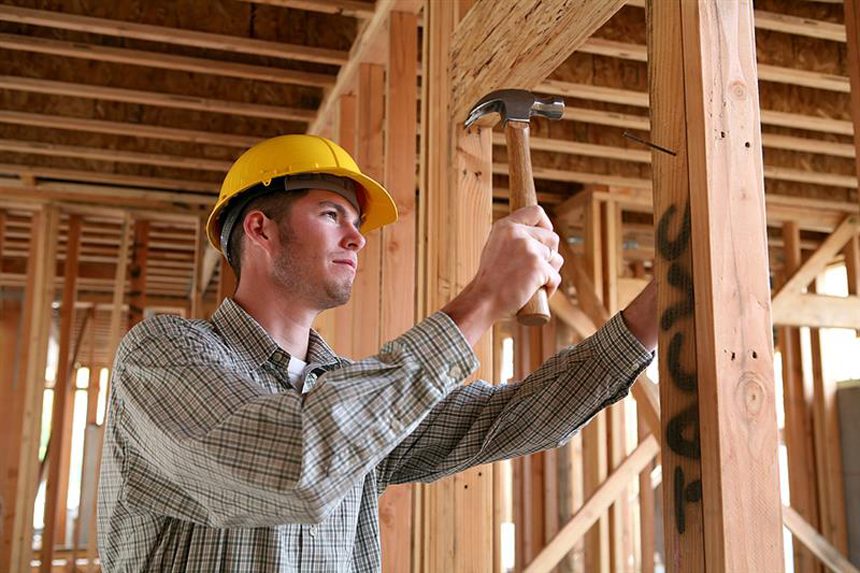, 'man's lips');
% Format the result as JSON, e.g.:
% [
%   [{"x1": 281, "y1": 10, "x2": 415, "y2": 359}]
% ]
[{"x1": 333, "y1": 258, "x2": 356, "y2": 269}]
